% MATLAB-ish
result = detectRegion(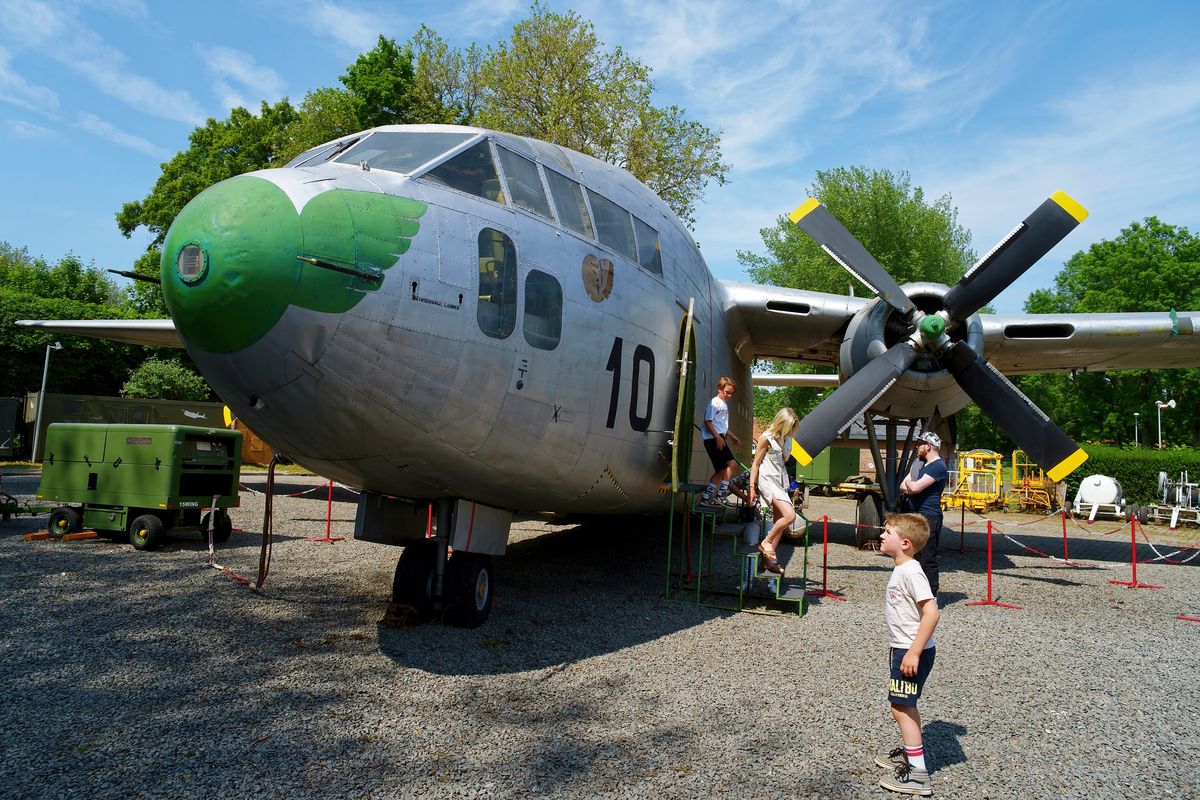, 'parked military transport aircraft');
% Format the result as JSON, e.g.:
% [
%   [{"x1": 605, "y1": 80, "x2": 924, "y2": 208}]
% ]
[{"x1": 20, "y1": 124, "x2": 1200, "y2": 626}]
